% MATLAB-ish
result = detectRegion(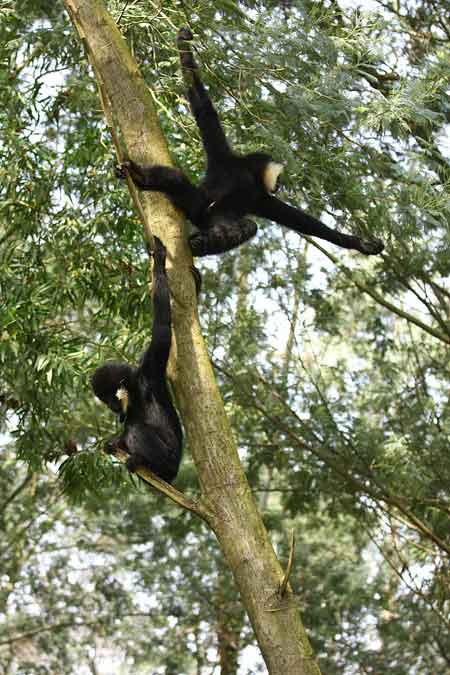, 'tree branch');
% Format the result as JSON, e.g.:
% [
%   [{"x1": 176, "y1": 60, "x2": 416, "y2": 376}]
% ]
[
  {"x1": 218, "y1": 363, "x2": 450, "y2": 559},
  {"x1": 62, "y1": 3, "x2": 322, "y2": 670},
  {"x1": 0, "y1": 474, "x2": 32, "y2": 515},
  {"x1": 0, "y1": 613, "x2": 155, "y2": 647},
  {"x1": 306, "y1": 237, "x2": 450, "y2": 345},
  {"x1": 108, "y1": 447, "x2": 213, "y2": 523}
]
